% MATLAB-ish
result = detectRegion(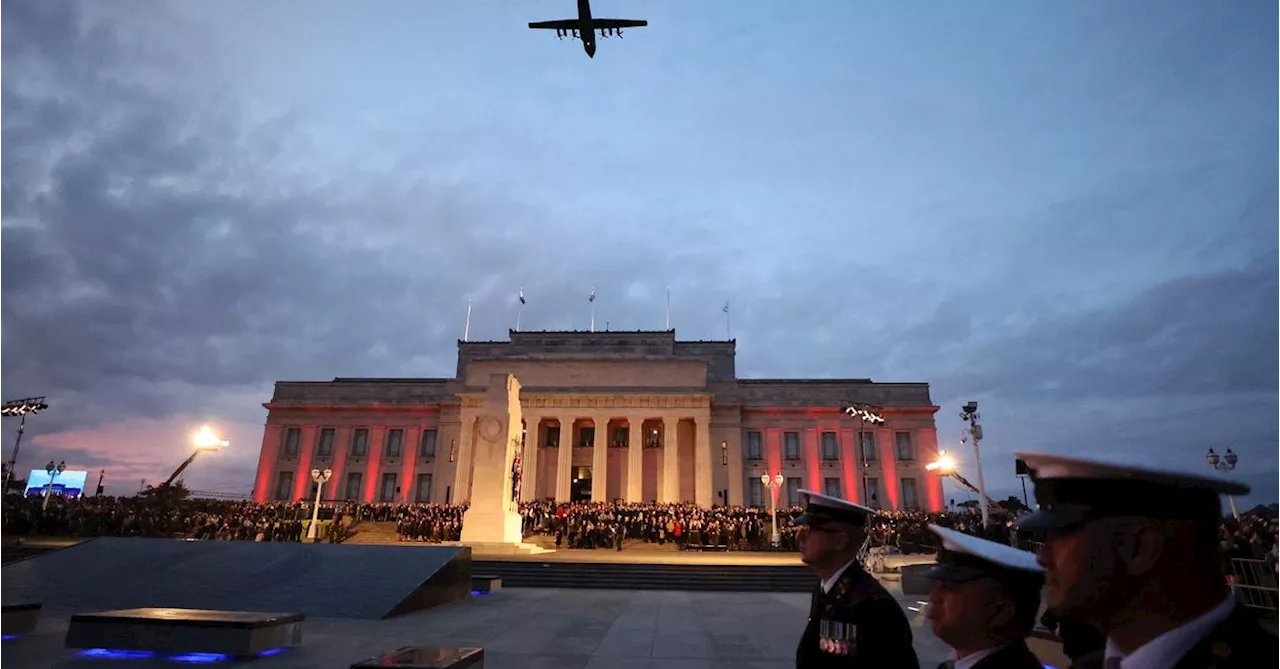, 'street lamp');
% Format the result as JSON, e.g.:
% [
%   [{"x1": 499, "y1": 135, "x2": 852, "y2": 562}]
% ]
[
  {"x1": 159, "y1": 426, "x2": 228, "y2": 488},
  {"x1": 307, "y1": 468, "x2": 333, "y2": 541},
  {"x1": 1205, "y1": 448, "x2": 1240, "y2": 519},
  {"x1": 761, "y1": 472, "x2": 785, "y2": 548},
  {"x1": 2, "y1": 397, "x2": 49, "y2": 494},
  {"x1": 960, "y1": 401, "x2": 991, "y2": 529},
  {"x1": 842, "y1": 403, "x2": 884, "y2": 507},
  {"x1": 42, "y1": 460, "x2": 66, "y2": 511}
]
